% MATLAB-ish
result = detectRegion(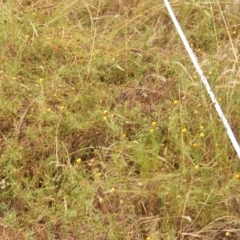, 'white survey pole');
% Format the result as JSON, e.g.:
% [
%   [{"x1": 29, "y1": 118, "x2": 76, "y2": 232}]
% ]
[{"x1": 163, "y1": 0, "x2": 240, "y2": 158}]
